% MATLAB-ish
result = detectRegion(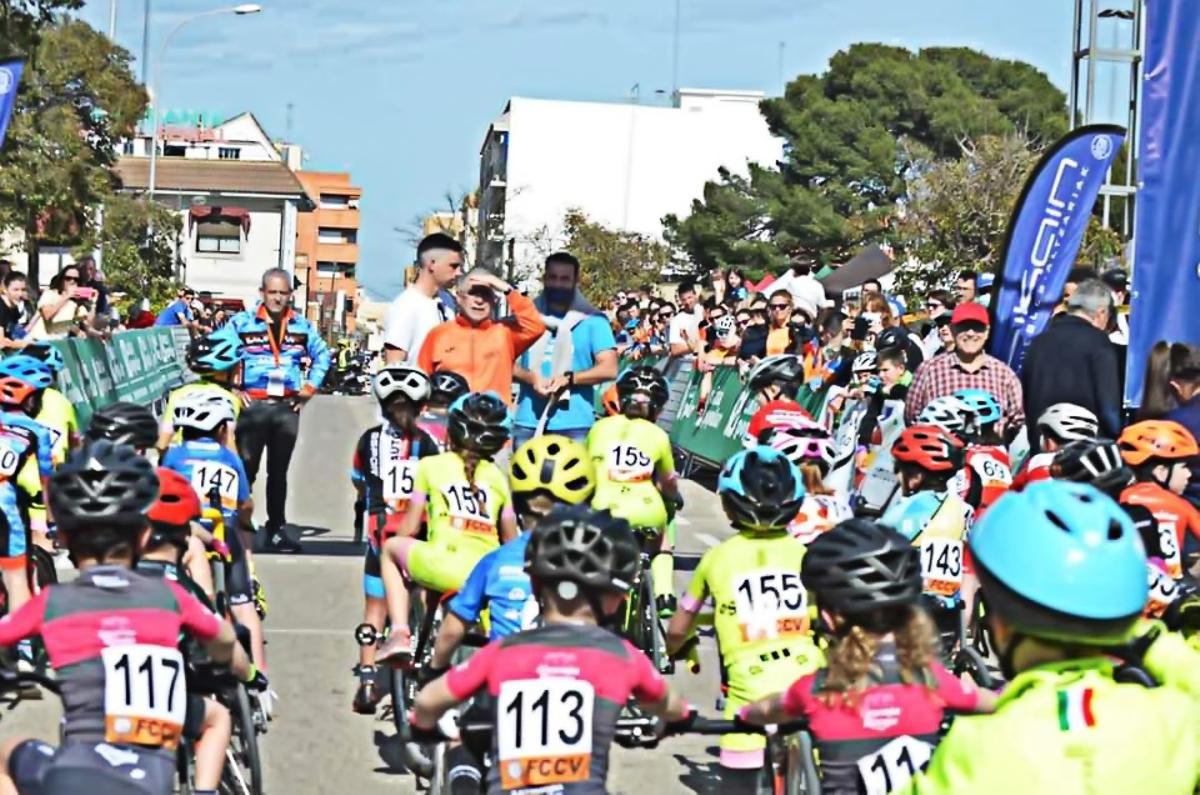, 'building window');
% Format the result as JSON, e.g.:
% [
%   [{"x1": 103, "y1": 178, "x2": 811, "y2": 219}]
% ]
[
  {"x1": 122, "y1": 140, "x2": 135, "y2": 155},
  {"x1": 196, "y1": 220, "x2": 242, "y2": 254},
  {"x1": 164, "y1": 144, "x2": 186, "y2": 157},
  {"x1": 318, "y1": 227, "x2": 356, "y2": 244},
  {"x1": 319, "y1": 194, "x2": 349, "y2": 209},
  {"x1": 316, "y1": 261, "x2": 356, "y2": 279},
  {"x1": 218, "y1": 147, "x2": 241, "y2": 160}
]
